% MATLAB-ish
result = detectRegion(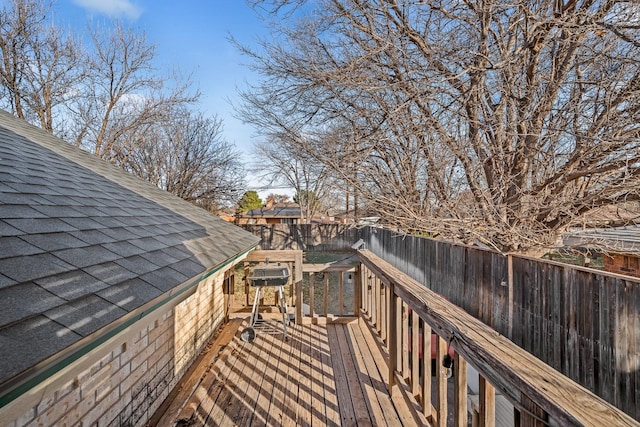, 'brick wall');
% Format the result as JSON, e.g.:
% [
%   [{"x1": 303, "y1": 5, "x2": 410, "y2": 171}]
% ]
[
  {"x1": 604, "y1": 253, "x2": 640, "y2": 278},
  {"x1": 2, "y1": 267, "x2": 230, "y2": 427}
]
